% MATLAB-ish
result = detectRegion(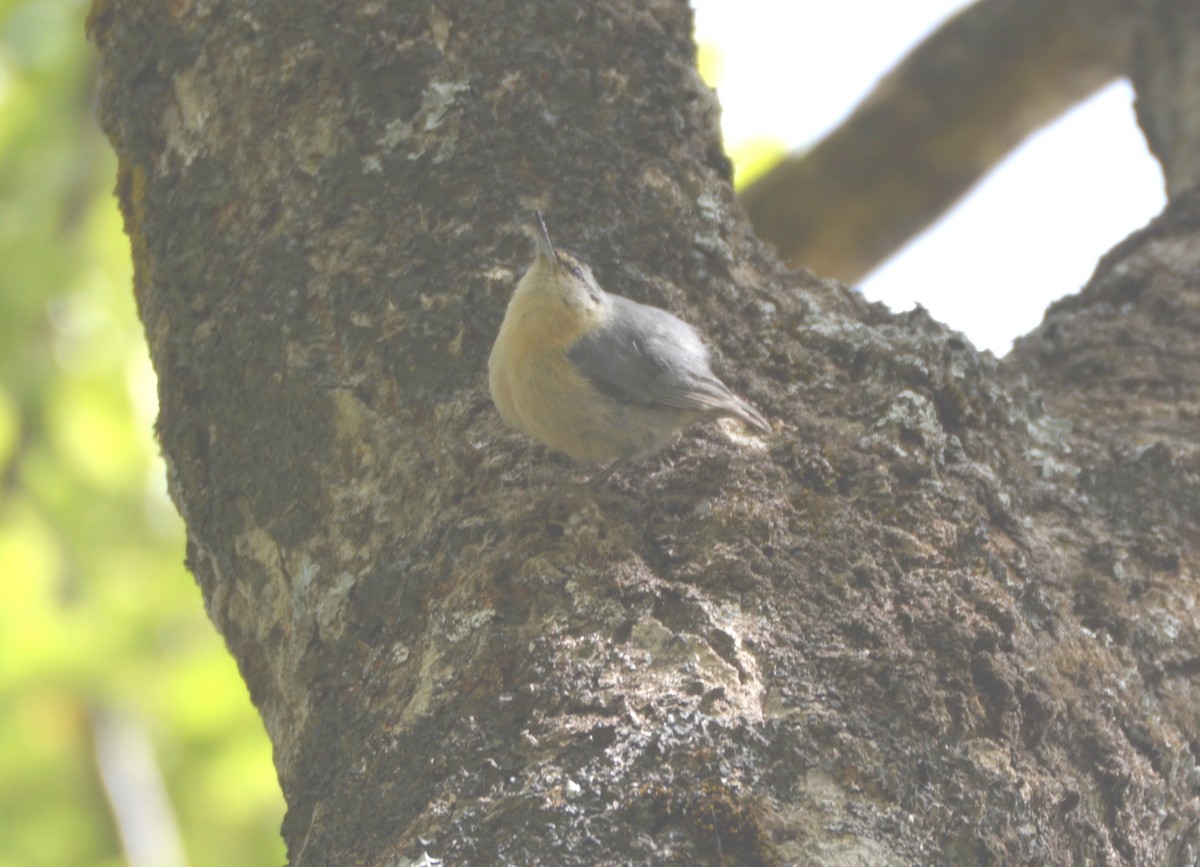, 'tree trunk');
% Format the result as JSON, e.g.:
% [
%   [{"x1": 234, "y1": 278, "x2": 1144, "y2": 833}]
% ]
[{"x1": 90, "y1": 0, "x2": 1200, "y2": 864}]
